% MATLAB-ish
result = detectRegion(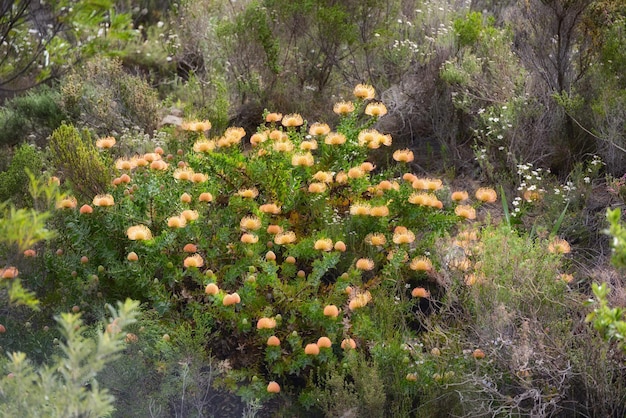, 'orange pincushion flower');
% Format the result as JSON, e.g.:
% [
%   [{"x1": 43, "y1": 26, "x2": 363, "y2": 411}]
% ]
[
  {"x1": 355, "y1": 258, "x2": 375, "y2": 271},
  {"x1": 353, "y1": 83, "x2": 375, "y2": 100},
  {"x1": 451, "y1": 191, "x2": 469, "y2": 202},
  {"x1": 274, "y1": 231, "x2": 296, "y2": 245},
  {"x1": 393, "y1": 227, "x2": 415, "y2": 244},
  {"x1": 193, "y1": 139, "x2": 216, "y2": 153},
  {"x1": 365, "y1": 101, "x2": 387, "y2": 117},
  {"x1": 237, "y1": 188, "x2": 259, "y2": 199},
  {"x1": 181, "y1": 210, "x2": 199, "y2": 221},
  {"x1": 309, "y1": 122, "x2": 331, "y2": 136},
  {"x1": 267, "y1": 224, "x2": 283, "y2": 235},
  {"x1": 370, "y1": 205, "x2": 389, "y2": 217},
  {"x1": 250, "y1": 132, "x2": 268, "y2": 146},
  {"x1": 180, "y1": 192, "x2": 192, "y2": 203},
  {"x1": 127, "y1": 252, "x2": 138, "y2": 262},
  {"x1": 548, "y1": 237, "x2": 571, "y2": 254},
  {"x1": 341, "y1": 338, "x2": 356, "y2": 350},
  {"x1": 96, "y1": 136, "x2": 116, "y2": 149},
  {"x1": 167, "y1": 215, "x2": 187, "y2": 228},
  {"x1": 266, "y1": 251, "x2": 277, "y2": 261},
  {"x1": 268, "y1": 130, "x2": 285, "y2": 141},
  {"x1": 173, "y1": 167, "x2": 193, "y2": 181},
  {"x1": 115, "y1": 157, "x2": 135, "y2": 170},
  {"x1": 222, "y1": 293, "x2": 241, "y2": 306},
  {"x1": 119, "y1": 173, "x2": 131, "y2": 184},
  {"x1": 205, "y1": 283, "x2": 219, "y2": 295},
  {"x1": 292, "y1": 153, "x2": 315, "y2": 167},
  {"x1": 365, "y1": 233, "x2": 387, "y2": 246},
  {"x1": 191, "y1": 173, "x2": 208, "y2": 183},
  {"x1": 323, "y1": 305, "x2": 339, "y2": 318},
  {"x1": 257, "y1": 317, "x2": 277, "y2": 329},
  {"x1": 411, "y1": 287, "x2": 430, "y2": 298},
  {"x1": 393, "y1": 149, "x2": 414, "y2": 163},
  {"x1": 150, "y1": 160, "x2": 169, "y2": 170},
  {"x1": 281, "y1": 113, "x2": 304, "y2": 127},
  {"x1": 308, "y1": 182, "x2": 327, "y2": 193},
  {"x1": 349, "y1": 290, "x2": 372, "y2": 310},
  {"x1": 472, "y1": 349, "x2": 485, "y2": 359},
  {"x1": 358, "y1": 129, "x2": 380, "y2": 147},
  {"x1": 240, "y1": 216, "x2": 262, "y2": 231},
  {"x1": 350, "y1": 203, "x2": 371, "y2": 216},
  {"x1": 273, "y1": 140, "x2": 294, "y2": 152},
  {"x1": 334, "y1": 241, "x2": 347, "y2": 252},
  {"x1": 57, "y1": 196, "x2": 77, "y2": 209},
  {"x1": 335, "y1": 171, "x2": 348, "y2": 183},
  {"x1": 265, "y1": 112, "x2": 283, "y2": 123},
  {"x1": 199, "y1": 192, "x2": 213, "y2": 202},
  {"x1": 267, "y1": 381, "x2": 281, "y2": 393},
  {"x1": 23, "y1": 249, "x2": 36, "y2": 258},
  {"x1": 360, "y1": 162, "x2": 375, "y2": 172},
  {"x1": 333, "y1": 101, "x2": 355, "y2": 115},
  {"x1": 93, "y1": 194, "x2": 114, "y2": 207},
  {"x1": 79, "y1": 204, "x2": 93, "y2": 214},
  {"x1": 314, "y1": 238, "x2": 334, "y2": 251},
  {"x1": 260, "y1": 203, "x2": 281, "y2": 214},
  {"x1": 267, "y1": 336, "x2": 281, "y2": 346},
  {"x1": 184, "y1": 254, "x2": 204, "y2": 268},
  {"x1": 224, "y1": 126, "x2": 245, "y2": 142},
  {"x1": 304, "y1": 343, "x2": 320, "y2": 355},
  {"x1": 1, "y1": 266, "x2": 18, "y2": 279},
  {"x1": 313, "y1": 171, "x2": 334, "y2": 183},
  {"x1": 455, "y1": 205, "x2": 477, "y2": 220},
  {"x1": 241, "y1": 233, "x2": 259, "y2": 244},
  {"x1": 475, "y1": 187, "x2": 497, "y2": 203},
  {"x1": 410, "y1": 256, "x2": 433, "y2": 271},
  {"x1": 126, "y1": 225, "x2": 152, "y2": 240},
  {"x1": 317, "y1": 336, "x2": 332, "y2": 348},
  {"x1": 183, "y1": 243, "x2": 198, "y2": 253},
  {"x1": 559, "y1": 273, "x2": 574, "y2": 283},
  {"x1": 347, "y1": 167, "x2": 365, "y2": 179},
  {"x1": 325, "y1": 132, "x2": 347, "y2": 145},
  {"x1": 300, "y1": 140, "x2": 318, "y2": 151}
]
